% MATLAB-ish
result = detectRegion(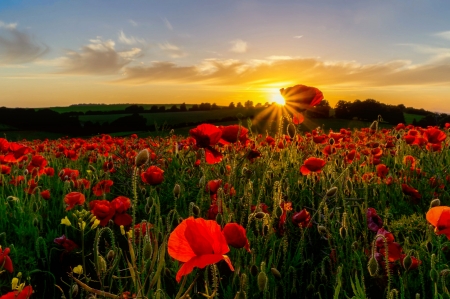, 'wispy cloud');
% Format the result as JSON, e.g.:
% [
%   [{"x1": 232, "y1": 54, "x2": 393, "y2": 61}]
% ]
[
  {"x1": 0, "y1": 21, "x2": 49, "y2": 65},
  {"x1": 293, "y1": 35, "x2": 303, "y2": 39},
  {"x1": 230, "y1": 39, "x2": 248, "y2": 53},
  {"x1": 129, "y1": 19, "x2": 138, "y2": 27},
  {"x1": 434, "y1": 30, "x2": 450, "y2": 40},
  {"x1": 118, "y1": 30, "x2": 145, "y2": 45},
  {"x1": 115, "y1": 56, "x2": 450, "y2": 88},
  {"x1": 163, "y1": 18, "x2": 173, "y2": 30},
  {"x1": 158, "y1": 42, "x2": 186, "y2": 58},
  {"x1": 58, "y1": 38, "x2": 141, "y2": 75}
]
